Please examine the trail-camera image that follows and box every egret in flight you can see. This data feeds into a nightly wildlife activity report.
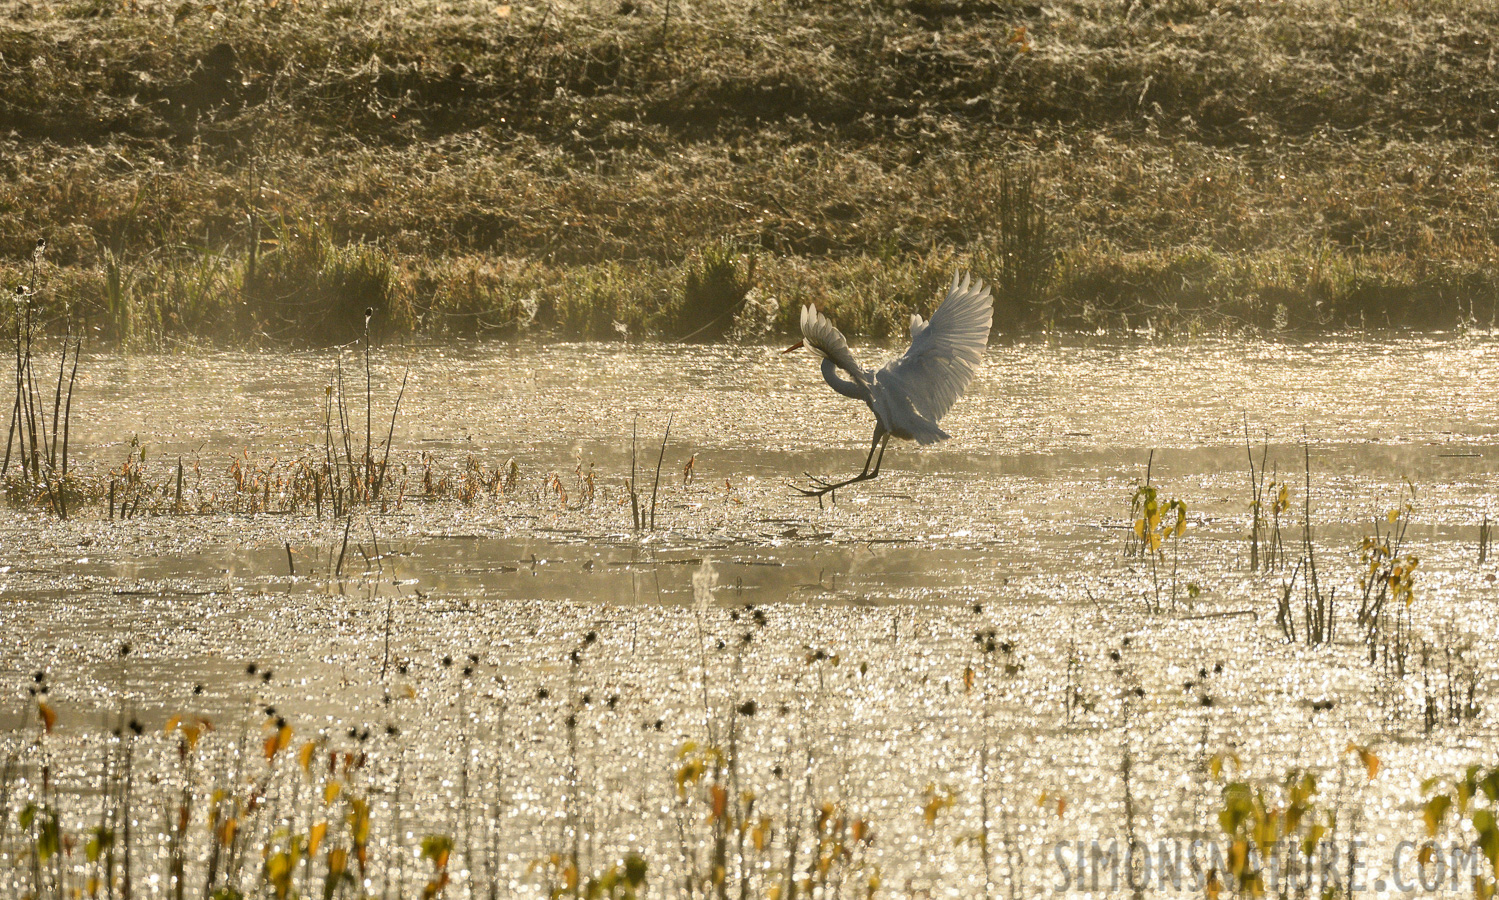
[784,271,994,499]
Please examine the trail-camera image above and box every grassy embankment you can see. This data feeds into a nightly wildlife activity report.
[2,0,1498,345]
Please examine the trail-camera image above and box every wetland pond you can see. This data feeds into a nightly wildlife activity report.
[4,336,1499,898]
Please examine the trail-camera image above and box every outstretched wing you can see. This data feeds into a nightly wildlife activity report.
[875,272,993,423]
[800,304,868,386]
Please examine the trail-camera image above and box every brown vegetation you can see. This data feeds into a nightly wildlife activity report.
[1,0,1497,343]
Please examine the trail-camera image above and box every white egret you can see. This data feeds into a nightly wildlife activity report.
[784,271,994,499]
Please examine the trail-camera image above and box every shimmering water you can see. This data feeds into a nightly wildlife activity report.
[4,336,1499,898]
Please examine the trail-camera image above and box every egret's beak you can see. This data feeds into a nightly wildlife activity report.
[783,339,804,354]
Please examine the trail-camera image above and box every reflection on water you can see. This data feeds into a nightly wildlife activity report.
[3,336,1499,897]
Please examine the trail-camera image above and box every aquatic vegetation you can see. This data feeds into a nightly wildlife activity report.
[1128,475,1192,613]
[1211,767,1335,897]
[1243,427,1290,574]
[1355,483,1420,672]
[1275,443,1336,647]
[5,340,1499,899]
[3,240,84,518]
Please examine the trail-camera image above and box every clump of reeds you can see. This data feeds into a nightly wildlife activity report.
[674,241,755,342]
[1353,482,1418,672]
[1276,442,1335,646]
[3,239,84,519]
[1243,423,1290,573]
[984,163,1055,327]
[1419,631,1481,734]
[243,220,412,346]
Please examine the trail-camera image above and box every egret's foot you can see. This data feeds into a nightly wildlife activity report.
[792,471,879,500]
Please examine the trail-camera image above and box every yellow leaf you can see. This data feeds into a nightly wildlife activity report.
[963,666,975,693]
[38,702,56,735]
[1205,869,1221,900]
[298,741,317,774]
[309,822,328,857]
[324,782,342,804]
[1228,840,1249,877]
[263,724,292,761]
[1346,743,1380,780]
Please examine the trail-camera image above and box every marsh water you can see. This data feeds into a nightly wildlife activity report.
[5,336,1499,898]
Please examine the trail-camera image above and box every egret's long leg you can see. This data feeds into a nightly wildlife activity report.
[805,426,881,487]
[796,427,888,498]
[867,433,890,477]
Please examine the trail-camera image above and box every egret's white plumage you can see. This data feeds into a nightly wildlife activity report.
[789,271,994,497]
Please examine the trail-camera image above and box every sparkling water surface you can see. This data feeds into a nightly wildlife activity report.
[3,335,1499,898]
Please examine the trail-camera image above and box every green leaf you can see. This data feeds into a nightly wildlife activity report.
[421,833,453,863]
[36,812,60,862]
[1477,809,1499,870]
[1424,795,1452,837]
[624,853,648,887]
[1480,769,1499,803]
[86,827,115,863]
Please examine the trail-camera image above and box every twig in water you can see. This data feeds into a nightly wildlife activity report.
[364,307,374,491]
[60,334,78,482]
[650,414,673,531]
[374,368,408,502]
[630,416,641,532]
[1244,416,1263,571]
[335,515,352,577]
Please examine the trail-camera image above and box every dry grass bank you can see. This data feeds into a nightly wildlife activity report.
[1,0,1497,343]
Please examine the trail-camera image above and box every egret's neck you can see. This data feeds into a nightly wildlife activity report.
[821,357,869,402]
